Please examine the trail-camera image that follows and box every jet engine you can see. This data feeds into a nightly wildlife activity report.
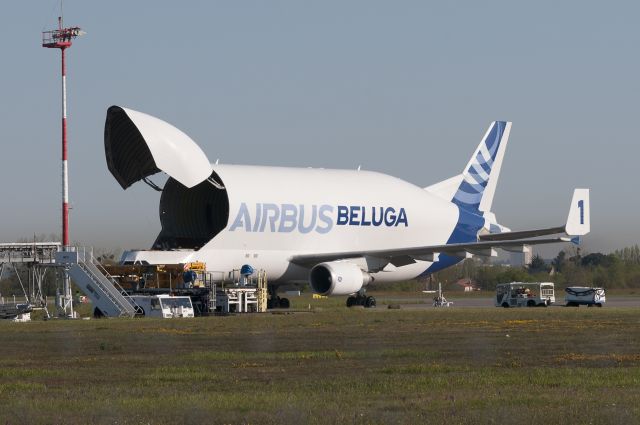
[309,261,372,296]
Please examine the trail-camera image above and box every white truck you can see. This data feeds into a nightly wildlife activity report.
[127,295,195,318]
[495,282,555,308]
[564,286,606,307]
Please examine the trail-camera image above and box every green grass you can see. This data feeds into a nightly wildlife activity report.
[1,300,639,424]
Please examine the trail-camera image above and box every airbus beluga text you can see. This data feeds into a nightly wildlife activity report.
[105,106,590,308]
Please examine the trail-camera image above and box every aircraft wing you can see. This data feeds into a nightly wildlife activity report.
[289,237,573,268]
[290,189,590,269]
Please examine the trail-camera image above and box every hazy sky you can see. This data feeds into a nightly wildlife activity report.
[1,1,638,256]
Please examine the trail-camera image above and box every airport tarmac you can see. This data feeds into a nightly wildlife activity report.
[381,295,640,309]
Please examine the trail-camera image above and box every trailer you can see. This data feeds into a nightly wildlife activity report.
[495,282,555,308]
[564,286,605,307]
[0,303,33,322]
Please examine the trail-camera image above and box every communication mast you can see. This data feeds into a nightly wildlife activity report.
[42,16,83,247]
[42,16,84,317]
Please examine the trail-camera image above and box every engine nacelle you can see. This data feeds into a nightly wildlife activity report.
[309,261,372,296]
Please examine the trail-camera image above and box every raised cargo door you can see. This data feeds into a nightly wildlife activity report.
[104,106,213,189]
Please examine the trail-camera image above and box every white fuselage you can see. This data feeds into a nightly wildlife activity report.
[123,164,480,284]
[107,109,588,292]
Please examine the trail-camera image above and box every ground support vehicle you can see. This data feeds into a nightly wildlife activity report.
[0,303,32,322]
[495,282,555,308]
[127,294,195,318]
[565,286,605,307]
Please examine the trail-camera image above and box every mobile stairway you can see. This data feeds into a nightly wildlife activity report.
[55,248,136,318]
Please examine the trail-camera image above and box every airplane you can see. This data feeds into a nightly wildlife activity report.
[104,106,590,308]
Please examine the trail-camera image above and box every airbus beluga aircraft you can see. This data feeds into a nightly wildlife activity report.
[105,106,590,308]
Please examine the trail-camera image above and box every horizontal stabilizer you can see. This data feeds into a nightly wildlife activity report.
[480,226,565,242]
[480,188,591,241]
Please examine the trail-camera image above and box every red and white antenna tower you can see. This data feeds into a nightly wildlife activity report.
[42,17,84,248]
[43,15,84,318]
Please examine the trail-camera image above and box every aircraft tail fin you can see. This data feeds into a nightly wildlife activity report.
[565,189,590,236]
[426,121,511,213]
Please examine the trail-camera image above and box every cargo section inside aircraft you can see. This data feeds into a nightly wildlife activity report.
[153,171,229,250]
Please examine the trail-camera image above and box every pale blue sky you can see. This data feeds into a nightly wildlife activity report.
[1,1,638,255]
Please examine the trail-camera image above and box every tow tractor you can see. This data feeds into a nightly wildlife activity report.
[564,286,606,307]
[495,282,555,307]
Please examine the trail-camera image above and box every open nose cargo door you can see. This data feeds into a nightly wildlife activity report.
[104,106,213,190]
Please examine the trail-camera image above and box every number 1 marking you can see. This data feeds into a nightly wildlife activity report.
[577,200,584,225]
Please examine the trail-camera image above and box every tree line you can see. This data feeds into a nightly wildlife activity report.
[368,245,640,292]
[431,244,640,291]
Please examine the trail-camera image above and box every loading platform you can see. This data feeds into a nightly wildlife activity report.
[1,242,271,319]
[104,264,269,315]
[0,243,137,318]
[214,270,268,313]
[0,242,60,264]
[0,242,61,319]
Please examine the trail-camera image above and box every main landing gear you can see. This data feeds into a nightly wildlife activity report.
[267,284,290,309]
[346,290,376,308]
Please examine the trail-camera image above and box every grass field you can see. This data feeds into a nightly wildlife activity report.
[1,295,639,424]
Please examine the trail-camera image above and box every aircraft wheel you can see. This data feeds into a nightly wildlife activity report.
[346,296,357,307]
[280,298,290,309]
[365,296,376,308]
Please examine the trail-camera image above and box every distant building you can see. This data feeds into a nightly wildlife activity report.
[510,245,532,267]
[453,278,479,292]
